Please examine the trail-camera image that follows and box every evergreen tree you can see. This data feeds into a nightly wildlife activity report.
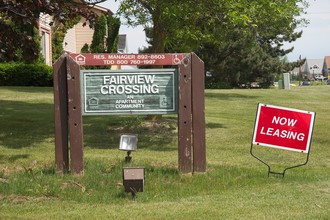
[81,13,120,54]
[106,16,121,53]
[90,13,107,53]
[118,0,309,88]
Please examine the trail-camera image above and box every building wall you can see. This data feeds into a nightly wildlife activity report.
[38,5,111,65]
[75,19,95,53]
[63,27,77,53]
[63,18,94,53]
[63,5,110,54]
[39,13,52,66]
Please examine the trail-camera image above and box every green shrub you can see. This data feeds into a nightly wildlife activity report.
[205,77,232,89]
[0,63,53,86]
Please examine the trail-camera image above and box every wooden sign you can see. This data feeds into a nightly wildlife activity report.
[81,69,178,115]
[70,53,188,66]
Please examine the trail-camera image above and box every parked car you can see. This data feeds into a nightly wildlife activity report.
[314,75,327,80]
[250,82,261,88]
[301,81,311,86]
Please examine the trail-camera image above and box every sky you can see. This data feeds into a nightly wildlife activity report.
[100,0,148,53]
[284,0,330,61]
[100,0,330,61]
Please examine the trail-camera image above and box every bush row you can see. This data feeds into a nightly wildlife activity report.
[0,63,53,86]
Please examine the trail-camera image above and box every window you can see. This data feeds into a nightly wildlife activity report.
[41,31,47,60]
[312,64,319,69]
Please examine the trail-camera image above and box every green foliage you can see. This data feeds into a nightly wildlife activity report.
[0,0,98,63]
[194,0,309,88]
[0,19,41,63]
[119,0,308,87]
[52,17,81,63]
[0,63,53,86]
[90,14,107,53]
[122,116,143,129]
[106,16,121,53]
[205,79,232,89]
[82,13,121,54]
[81,43,90,53]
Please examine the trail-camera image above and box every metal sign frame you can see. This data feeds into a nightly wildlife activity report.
[53,53,206,175]
[250,103,316,177]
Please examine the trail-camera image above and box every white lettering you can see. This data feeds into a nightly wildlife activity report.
[259,126,304,141]
[100,74,160,95]
[145,75,155,84]
[100,85,108,94]
[100,85,159,95]
[287,118,298,127]
[102,75,156,85]
[103,76,110,84]
[108,85,116,94]
[272,116,298,127]
[109,76,116,84]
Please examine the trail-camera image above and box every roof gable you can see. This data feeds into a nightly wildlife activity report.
[306,59,324,74]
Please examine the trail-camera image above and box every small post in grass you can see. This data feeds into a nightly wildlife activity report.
[123,167,144,198]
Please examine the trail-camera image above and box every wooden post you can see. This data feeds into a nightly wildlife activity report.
[53,55,69,173]
[178,54,192,173]
[66,57,84,175]
[53,52,205,175]
[191,53,206,172]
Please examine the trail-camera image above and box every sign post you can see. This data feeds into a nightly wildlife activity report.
[251,103,316,177]
[53,53,206,174]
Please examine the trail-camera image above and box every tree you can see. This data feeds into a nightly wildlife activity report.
[118,0,216,53]
[118,0,309,88]
[196,0,308,88]
[80,13,121,54]
[90,13,107,53]
[106,15,121,53]
[0,0,98,63]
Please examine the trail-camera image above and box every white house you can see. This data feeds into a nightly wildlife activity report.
[301,59,327,79]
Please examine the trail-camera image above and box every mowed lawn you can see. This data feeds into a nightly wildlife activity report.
[0,85,329,219]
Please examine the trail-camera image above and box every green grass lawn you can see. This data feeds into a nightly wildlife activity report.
[0,85,329,219]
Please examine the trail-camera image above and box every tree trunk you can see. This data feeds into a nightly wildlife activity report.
[151,7,166,53]
[147,7,166,121]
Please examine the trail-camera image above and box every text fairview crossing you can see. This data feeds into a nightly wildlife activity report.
[100,74,159,95]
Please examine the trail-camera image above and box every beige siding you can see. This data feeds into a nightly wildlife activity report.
[63,27,77,53]
[75,19,94,53]
[62,5,111,54]
[44,32,51,65]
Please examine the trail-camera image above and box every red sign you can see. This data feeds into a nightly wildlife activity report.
[252,104,315,153]
[69,53,189,66]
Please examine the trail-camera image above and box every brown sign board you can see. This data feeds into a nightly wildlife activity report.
[69,53,189,66]
[54,53,205,175]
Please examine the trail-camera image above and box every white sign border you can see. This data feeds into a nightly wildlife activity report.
[81,69,177,115]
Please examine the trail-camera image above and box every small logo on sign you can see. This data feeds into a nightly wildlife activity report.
[160,96,172,108]
[88,97,99,106]
[172,55,182,65]
[75,54,86,65]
